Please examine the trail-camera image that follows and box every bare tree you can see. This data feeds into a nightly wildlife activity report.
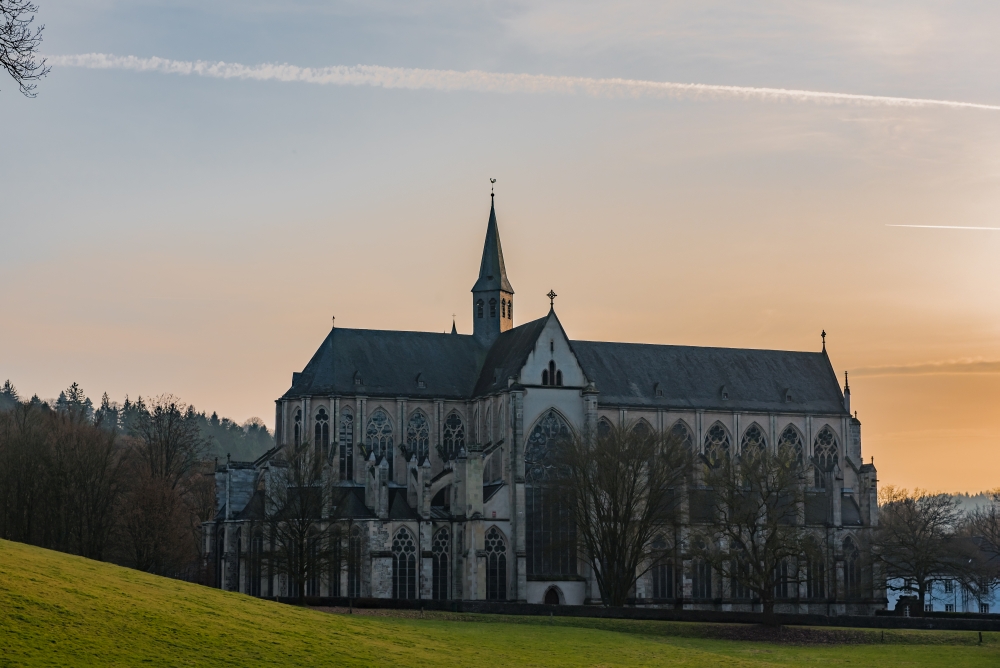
[960,489,1000,607]
[0,401,50,544]
[129,395,206,489]
[263,442,348,604]
[118,466,199,576]
[875,486,966,607]
[550,421,690,607]
[697,442,809,621]
[1,0,49,96]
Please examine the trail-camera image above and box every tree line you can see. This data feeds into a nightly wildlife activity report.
[0,380,272,581]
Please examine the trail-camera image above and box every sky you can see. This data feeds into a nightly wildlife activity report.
[3,1,1000,493]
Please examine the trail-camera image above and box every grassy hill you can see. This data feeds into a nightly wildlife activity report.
[1,539,998,667]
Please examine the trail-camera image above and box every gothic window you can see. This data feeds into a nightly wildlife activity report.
[489,298,497,317]
[669,420,693,451]
[366,408,394,479]
[339,409,354,481]
[525,410,576,577]
[633,419,652,439]
[703,422,731,466]
[773,559,789,599]
[556,370,563,386]
[249,530,263,597]
[315,408,329,456]
[805,545,825,599]
[294,408,302,446]
[740,423,767,458]
[305,531,320,597]
[432,528,450,600]
[406,410,430,464]
[477,300,484,318]
[730,551,751,600]
[814,426,838,471]
[844,537,861,600]
[485,526,508,601]
[501,299,506,318]
[542,360,562,387]
[651,535,673,599]
[234,528,242,593]
[485,405,493,444]
[498,399,505,441]
[777,425,804,466]
[597,417,613,440]
[692,558,712,599]
[508,298,513,321]
[347,525,363,597]
[328,532,341,597]
[541,370,548,386]
[215,531,224,589]
[392,528,417,600]
[442,411,465,460]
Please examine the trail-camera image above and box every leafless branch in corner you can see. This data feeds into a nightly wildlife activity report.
[1,0,50,97]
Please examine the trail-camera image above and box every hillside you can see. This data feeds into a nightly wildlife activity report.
[1,539,997,667]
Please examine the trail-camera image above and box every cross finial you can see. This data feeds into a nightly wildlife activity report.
[547,289,557,308]
[332,315,335,328]
[844,370,849,391]
[821,329,826,351]
[490,177,496,198]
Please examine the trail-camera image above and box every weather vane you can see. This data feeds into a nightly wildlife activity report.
[490,177,496,197]
[547,290,557,307]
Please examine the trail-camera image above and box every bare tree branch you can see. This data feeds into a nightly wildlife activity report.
[1,0,49,96]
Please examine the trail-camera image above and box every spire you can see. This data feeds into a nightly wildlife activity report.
[471,196,514,294]
[451,318,457,335]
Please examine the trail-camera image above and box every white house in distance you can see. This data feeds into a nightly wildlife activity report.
[208,194,884,614]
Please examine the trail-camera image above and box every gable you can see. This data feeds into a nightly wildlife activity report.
[519,313,587,387]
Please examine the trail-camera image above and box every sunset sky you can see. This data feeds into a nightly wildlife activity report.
[3,1,1000,493]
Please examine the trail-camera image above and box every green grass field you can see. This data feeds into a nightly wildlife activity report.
[1,539,997,667]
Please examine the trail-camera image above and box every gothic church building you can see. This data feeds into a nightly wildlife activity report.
[209,196,883,614]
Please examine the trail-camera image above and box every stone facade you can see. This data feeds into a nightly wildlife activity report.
[206,196,884,614]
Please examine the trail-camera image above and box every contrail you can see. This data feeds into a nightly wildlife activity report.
[887,225,1000,231]
[47,53,1000,112]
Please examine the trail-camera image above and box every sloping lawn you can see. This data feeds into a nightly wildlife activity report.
[1,539,997,666]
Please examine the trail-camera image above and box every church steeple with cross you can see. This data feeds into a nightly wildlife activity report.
[472,186,514,344]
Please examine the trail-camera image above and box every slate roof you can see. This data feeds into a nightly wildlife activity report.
[572,341,847,414]
[283,320,847,416]
[283,327,487,400]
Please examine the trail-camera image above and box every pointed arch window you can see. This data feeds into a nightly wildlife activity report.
[366,409,394,479]
[485,527,508,601]
[777,425,804,467]
[805,540,826,599]
[597,417,613,440]
[392,528,417,600]
[249,530,263,597]
[338,409,354,481]
[508,298,513,321]
[651,535,673,599]
[477,300,484,318]
[843,537,861,600]
[501,299,507,318]
[347,525,363,597]
[703,422,731,466]
[542,360,563,386]
[525,410,576,577]
[485,404,493,444]
[814,426,838,471]
[442,412,465,460]
[315,408,329,457]
[405,410,430,464]
[633,419,652,439]
[489,298,497,318]
[432,528,450,600]
[669,420,693,451]
[294,408,302,446]
[740,423,767,457]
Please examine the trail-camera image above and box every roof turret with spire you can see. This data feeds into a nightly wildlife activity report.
[472,189,514,345]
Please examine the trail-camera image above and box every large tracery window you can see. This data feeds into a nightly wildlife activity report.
[651,535,673,599]
[392,528,417,600]
[293,408,302,446]
[777,425,804,466]
[442,411,465,460]
[485,526,508,601]
[633,419,652,439]
[703,422,731,466]
[597,417,613,439]
[339,409,354,481]
[315,408,329,457]
[249,530,263,597]
[844,537,861,600]
[740,423,767,458]
[525,410,576,577]
[669,420,693,451]
[813,426,838,471]
[405,410,430,464]
[347,525,363,597]
[432,528,449,600]
[366,408,394,479]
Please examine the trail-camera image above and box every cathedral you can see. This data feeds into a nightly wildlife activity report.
[208,195,883,614]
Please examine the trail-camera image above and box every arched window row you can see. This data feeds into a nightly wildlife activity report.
[392,528,417,600]
[541,360,563,387]
[739,422,766,457]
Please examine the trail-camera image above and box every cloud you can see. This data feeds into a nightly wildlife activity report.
[47,53,1000,112]
[852,360,1000,377]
